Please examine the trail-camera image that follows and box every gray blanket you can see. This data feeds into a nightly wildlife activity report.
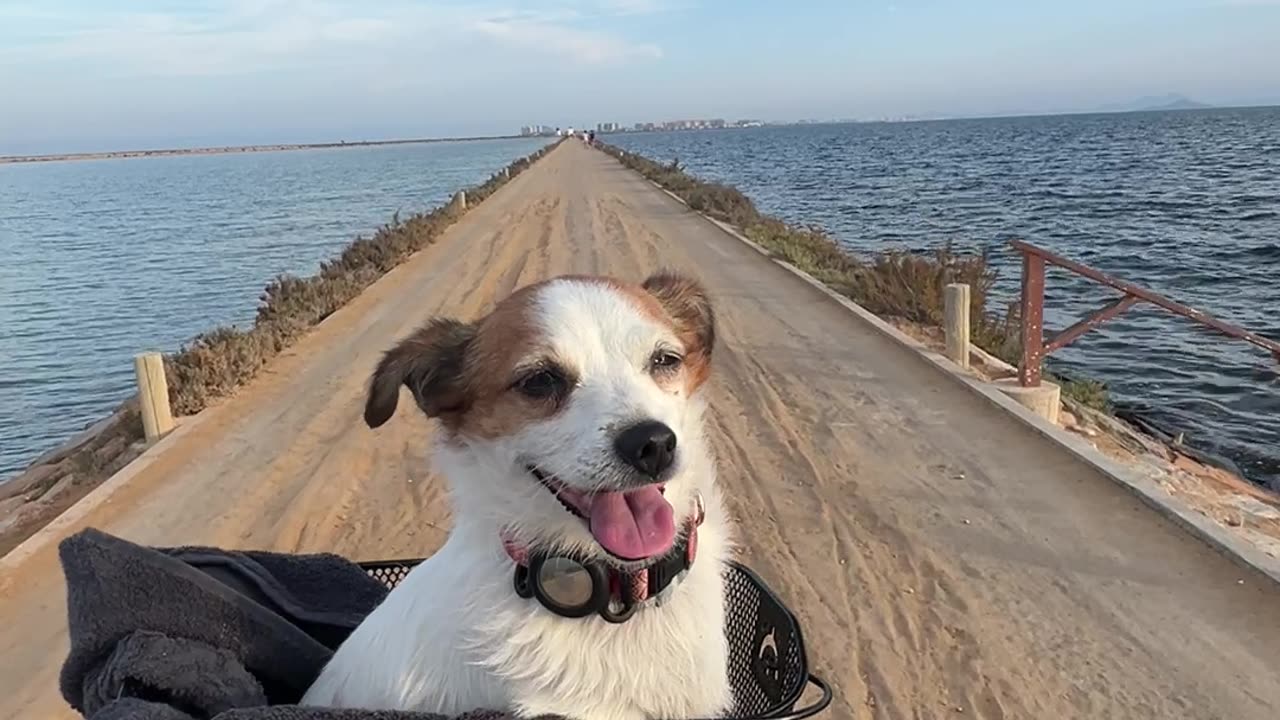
[57,528,560,720]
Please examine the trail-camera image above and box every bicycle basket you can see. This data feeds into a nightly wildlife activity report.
[358,559,832,720]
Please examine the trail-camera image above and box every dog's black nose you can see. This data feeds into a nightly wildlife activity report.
[614,421,677,479]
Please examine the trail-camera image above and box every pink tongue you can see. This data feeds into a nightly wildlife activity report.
[588,486,676,560]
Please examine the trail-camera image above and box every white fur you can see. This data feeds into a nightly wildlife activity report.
[303,279,733,720]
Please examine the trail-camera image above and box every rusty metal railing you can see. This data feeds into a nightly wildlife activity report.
[1011,239,1280,387]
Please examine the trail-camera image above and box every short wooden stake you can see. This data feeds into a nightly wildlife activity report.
[134,352,175,441]
[944,283,971,369]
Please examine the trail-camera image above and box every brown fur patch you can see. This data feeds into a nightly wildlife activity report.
[542,274,670,325]
[554,273,713,395]
[641,270,716,392]
[365,272,715,439]
[446,282,569,440]
[364,318,477,428]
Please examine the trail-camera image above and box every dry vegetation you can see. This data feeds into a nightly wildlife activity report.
[0,140,561,556]
[165,143,557,415]
[598,145,1108,410]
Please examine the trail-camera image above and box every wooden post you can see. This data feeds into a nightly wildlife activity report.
[134,352,175,441]
[1018,254,1046,387]
[943,283,971,369]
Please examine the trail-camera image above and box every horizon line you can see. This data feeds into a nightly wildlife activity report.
[6,102,1278,164]
[0,133,528,166]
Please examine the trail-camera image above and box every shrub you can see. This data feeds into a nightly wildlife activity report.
[163,140,563,416]
[598,141,1107,411]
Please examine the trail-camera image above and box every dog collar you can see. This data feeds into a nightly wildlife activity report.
[500,491,705,607]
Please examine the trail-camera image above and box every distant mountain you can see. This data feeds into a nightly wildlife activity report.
[1115,94,1214,113]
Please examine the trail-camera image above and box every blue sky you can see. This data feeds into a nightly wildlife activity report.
[2,0,1278,153]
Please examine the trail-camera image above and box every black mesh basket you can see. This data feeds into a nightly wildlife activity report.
[358,559,832,720]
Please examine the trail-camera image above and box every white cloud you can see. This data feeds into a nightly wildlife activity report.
[0,0,668,77]
[594,0,667,16]
[473,15,662,63]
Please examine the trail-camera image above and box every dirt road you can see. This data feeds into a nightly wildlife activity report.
[2,140,1278,719]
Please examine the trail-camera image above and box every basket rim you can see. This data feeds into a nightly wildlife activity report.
[355,557,827,720]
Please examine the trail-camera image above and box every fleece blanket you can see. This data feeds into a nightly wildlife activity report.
[57,528,561,720]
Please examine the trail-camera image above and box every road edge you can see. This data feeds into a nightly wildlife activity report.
[0,142,563,576]
[636,174,1280,589]
[0,413,214,576]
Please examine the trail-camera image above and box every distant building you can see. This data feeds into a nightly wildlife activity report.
[621,118,744,132]
[659,119,721,130]
[596,122,621,133]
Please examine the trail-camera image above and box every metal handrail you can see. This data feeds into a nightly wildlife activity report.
[1011,239,1280,387]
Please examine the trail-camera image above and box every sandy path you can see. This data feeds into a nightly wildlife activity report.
[2,141,1278,720]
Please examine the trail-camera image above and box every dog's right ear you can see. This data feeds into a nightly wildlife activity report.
[641,270,715,360]
[364,318,477,428]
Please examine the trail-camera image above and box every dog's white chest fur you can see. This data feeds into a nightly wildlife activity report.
[302,512,733,720]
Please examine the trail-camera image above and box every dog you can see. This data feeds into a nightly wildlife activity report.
[302,271,734,720]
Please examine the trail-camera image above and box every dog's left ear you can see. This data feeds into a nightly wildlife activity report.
[642,270,716,365]
[365,318,477,428]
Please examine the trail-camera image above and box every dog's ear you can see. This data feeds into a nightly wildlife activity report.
[642,270,715,364]
[365,318,477,428]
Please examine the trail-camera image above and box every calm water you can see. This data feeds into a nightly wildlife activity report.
[0,137,553,481]
[613,108,1280,489]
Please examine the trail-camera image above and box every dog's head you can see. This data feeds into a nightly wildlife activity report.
[365,271,716,563]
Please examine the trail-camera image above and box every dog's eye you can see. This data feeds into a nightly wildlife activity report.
[515,369,566,399]
[650,351,683,371]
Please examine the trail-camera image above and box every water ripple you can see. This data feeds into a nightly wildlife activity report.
[0,137,553,481]
[614,107,1280,489]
